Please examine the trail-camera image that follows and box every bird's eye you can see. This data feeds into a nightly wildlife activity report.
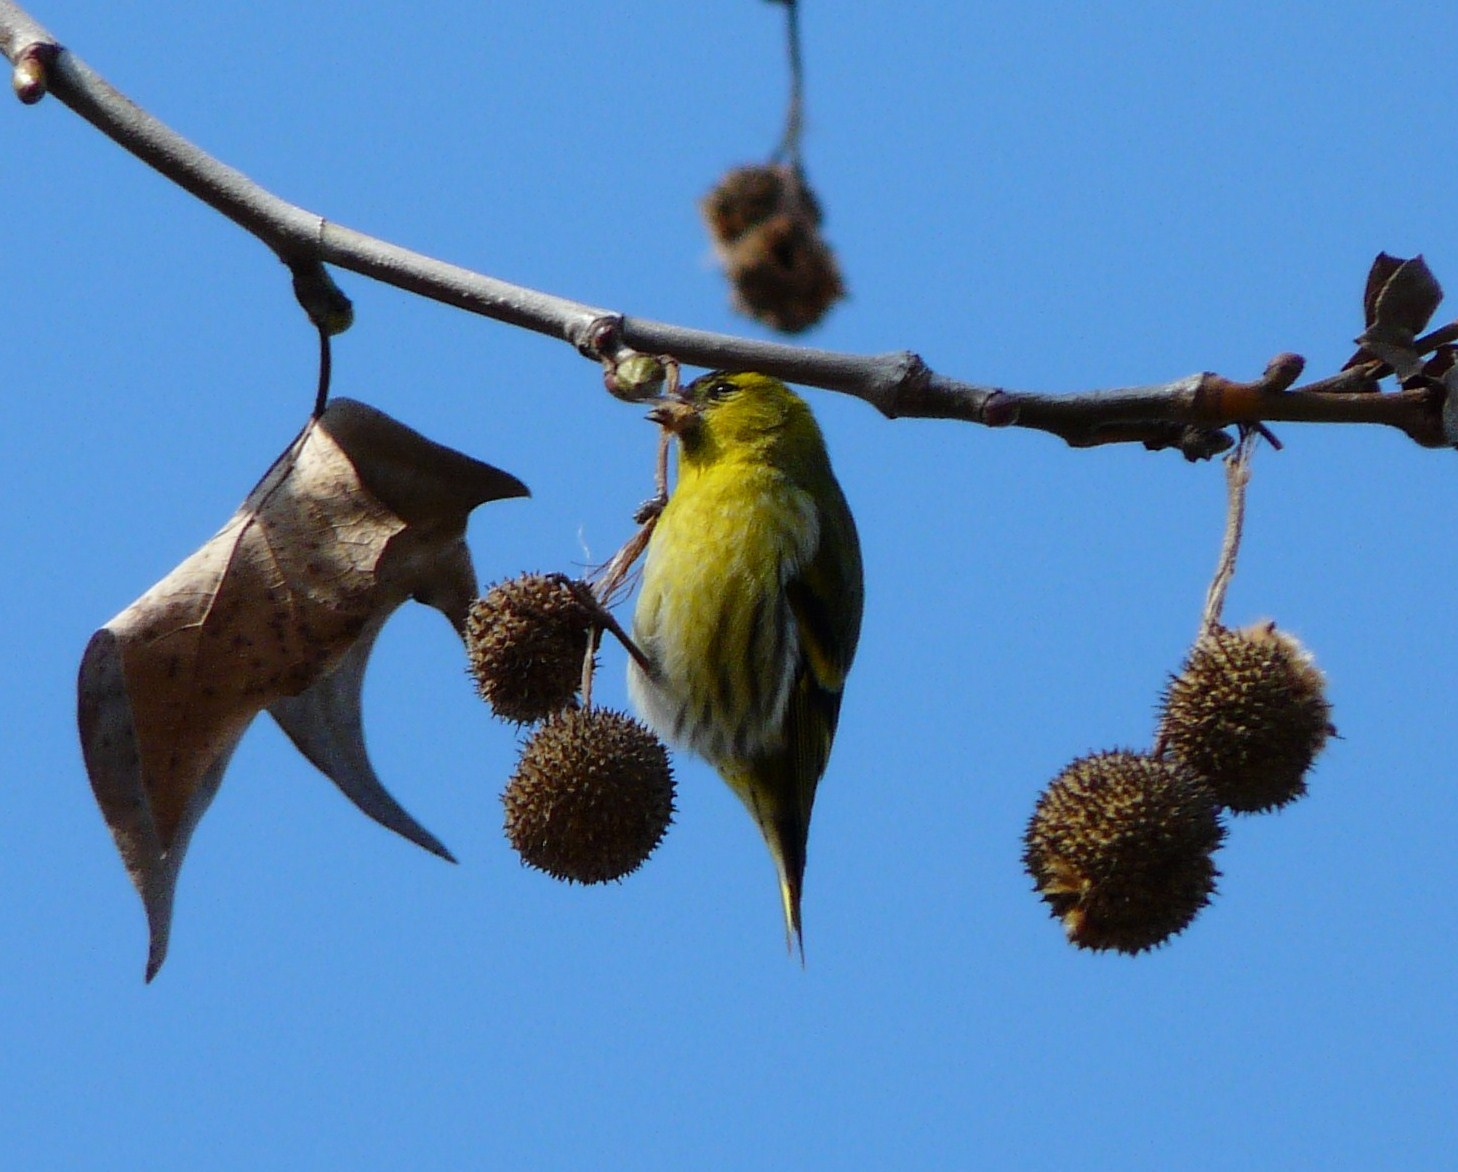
[705,378,738,401]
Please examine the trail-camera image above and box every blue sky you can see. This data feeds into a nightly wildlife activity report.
[5,2,1458,1168]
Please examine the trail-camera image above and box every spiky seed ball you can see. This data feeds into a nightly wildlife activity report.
[466,573,597,724]
[504,708,675,884]
[725,212,845,334]
[1023,750,1225,954]
[701,164,804,247]
[1157,621,1333,814]
[701,164,842,334]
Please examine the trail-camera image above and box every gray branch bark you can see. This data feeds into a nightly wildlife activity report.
[3,1,1451,456]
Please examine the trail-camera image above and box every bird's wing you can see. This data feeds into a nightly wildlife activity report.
[741,490,861,948]
[781,485,863,812]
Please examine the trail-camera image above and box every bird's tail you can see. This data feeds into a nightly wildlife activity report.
[728,770,809,962]
[771,828,807,965]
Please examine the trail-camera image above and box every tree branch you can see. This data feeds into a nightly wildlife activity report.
[3,1,1451,456]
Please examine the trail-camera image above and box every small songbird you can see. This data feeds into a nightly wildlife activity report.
[628,370,863,956]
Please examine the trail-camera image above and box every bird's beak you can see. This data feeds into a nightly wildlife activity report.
[646,394,698,434]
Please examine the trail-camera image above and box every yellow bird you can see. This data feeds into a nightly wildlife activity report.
[628,371,863,955]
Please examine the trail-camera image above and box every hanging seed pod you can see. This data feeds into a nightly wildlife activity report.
[724,212,844,334]
[1024,750,1225,954]
[466,573,597,724]
[701,164,844,333]
[702,164,798,248]
[504,708,676,884]
[1157,621,1333,814]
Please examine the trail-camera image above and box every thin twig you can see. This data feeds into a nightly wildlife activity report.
[313,327,331,418]
[580,627,596,710]
[584,367,683,676]
[593,522,655,604]
[1200,428,1258,634]
[593,604,651,677]
[570,579,651,677]
[773,0,805,167]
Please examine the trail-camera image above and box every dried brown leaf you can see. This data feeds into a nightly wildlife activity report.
[77,398,527,979]
[1361,252,1409,328]
[1347,253,1443,377]
[268,610,453,863]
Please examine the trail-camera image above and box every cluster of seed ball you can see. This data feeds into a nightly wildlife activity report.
[1024,620,1332,954]
[702,164,844,333]
[466,573,675,884]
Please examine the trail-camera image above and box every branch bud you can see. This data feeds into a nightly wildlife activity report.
[290,262,354,335]
[12,43,58,105]
[604,353,668,402]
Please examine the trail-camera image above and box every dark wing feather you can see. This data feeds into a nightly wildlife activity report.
[746,481,863,940]
[782,483,863,818]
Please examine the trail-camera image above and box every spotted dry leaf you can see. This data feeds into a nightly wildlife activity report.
[77,398,527,979]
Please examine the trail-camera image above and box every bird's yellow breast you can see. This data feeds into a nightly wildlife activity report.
[629,456,818,765]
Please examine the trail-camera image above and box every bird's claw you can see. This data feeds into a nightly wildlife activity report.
[634,493,668,525]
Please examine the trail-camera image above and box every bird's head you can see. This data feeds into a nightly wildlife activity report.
[647,371,819,466]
